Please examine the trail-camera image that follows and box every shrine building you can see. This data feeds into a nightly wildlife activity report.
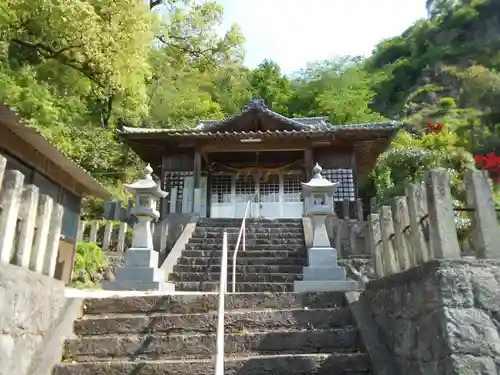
[118,99,398,219]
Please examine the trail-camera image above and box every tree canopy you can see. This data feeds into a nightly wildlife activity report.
[2,0,500,214]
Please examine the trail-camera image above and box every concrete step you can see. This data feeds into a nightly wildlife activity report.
[191,232,305,239]
[196,224,303,230]
[182,250,306,258]
[173,264,304,274]
[177,256,307,266]
[63,328,361,361]
[74,308,354,336]
[188,238,305,245]
[184,244,306,251]
[194,228,305,235]
[197,218,302,225]
[175,281,295,292]
[54,353,372,375]
[82,292,347,315]
[168,272,302,283]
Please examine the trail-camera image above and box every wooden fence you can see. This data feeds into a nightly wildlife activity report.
[367,168,500,278]
[0,154,63,278]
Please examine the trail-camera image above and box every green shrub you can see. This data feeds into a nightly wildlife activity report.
[439,97,457,110]
[71,242,107,289]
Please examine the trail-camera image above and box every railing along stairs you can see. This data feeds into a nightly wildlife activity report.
[232,193,256,293]
[215,193,256,375]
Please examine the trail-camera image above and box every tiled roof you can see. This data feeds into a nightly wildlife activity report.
[120,121,398,136]
[119,99,398,136]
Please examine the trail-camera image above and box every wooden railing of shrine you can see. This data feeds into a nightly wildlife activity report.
[367,168,500,278]
[0,154,64,278]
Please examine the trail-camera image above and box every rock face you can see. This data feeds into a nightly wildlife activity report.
[52,292,373,375]
[361,259,500,375]
[169,218,308,292]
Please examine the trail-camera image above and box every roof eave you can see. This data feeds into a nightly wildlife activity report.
[0,105,111,199]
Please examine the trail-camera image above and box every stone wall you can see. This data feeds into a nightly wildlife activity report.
[361,259,500,375]
[0,263,83,375]
[154,213,194,265]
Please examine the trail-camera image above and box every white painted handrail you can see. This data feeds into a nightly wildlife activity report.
[215,231,228,375]
[232,193,255,293]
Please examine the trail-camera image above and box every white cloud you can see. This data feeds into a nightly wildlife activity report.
[217,0,427,74]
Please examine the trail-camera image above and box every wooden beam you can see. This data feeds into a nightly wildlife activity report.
[200,140,312,153]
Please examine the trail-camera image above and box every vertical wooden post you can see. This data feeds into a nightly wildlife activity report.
[406,183,430,266]
[380,206,399,275]
[117,222,128,253]
[425,169,461,260]
[43,203,64,277]
[304,148,313,181]
[465,169,500,258]
[392,196,412,271]
[193,149,201,213]
[30,195,54,273]
[368,213,384,278]
[342,199,350,219]
[370,197,377,213]
[0,170,24,264]
[14,185,39,268]
[102,221,113,251]
[194,149,201,189]
[89,221,98,243]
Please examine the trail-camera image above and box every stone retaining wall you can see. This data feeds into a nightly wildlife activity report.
[0,263,83,375]
[361,259,500,375]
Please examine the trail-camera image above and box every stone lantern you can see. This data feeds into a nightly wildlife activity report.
[126,164,166,249]
[294,163,358,292]
[102,164,175,292]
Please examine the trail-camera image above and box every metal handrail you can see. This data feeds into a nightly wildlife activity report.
[232,192,257,293]
[215,231,228,375]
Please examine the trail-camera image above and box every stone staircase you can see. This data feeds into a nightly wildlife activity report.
[53,292,373,375]
[169,218,307,292]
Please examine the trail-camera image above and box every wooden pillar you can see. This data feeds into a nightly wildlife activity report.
[194,148,201,189]
[193,149,202,214]
[304,148,313,180]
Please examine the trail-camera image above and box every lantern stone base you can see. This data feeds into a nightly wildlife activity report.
[102,249,175,292]
[294,247,358,292]
[101,280,175,292]
[294,279,358,292]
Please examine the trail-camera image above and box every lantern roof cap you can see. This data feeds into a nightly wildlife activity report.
[124,164,168,198]
[302,163,339,190]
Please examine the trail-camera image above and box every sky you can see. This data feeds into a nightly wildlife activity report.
[216,0,428,74]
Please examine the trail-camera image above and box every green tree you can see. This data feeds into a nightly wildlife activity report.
[248,60,291,114]
[0,0,157,128]
[288,57,384,123]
